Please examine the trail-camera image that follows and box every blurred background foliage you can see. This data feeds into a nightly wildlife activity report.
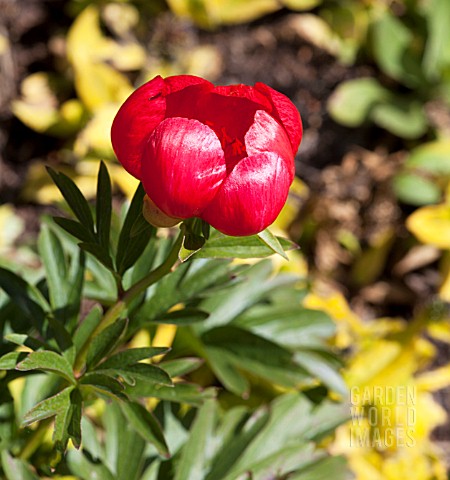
[1,0,450,478]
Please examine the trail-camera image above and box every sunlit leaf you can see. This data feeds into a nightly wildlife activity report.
[66,5,132,110]
[406,203,450,249]
[393,172,441,206]
[371,99,428,139]
[194,232,296,259]
[422,0,450,80]
[406,140,450,175]
[371,10,421,86]
[328,77,388,127]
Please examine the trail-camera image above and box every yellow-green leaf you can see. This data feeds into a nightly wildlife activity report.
[407,204,450,249]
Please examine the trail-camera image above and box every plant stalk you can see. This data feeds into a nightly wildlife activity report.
[74,229,184,372]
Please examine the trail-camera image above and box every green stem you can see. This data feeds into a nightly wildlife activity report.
[74,229,184,372]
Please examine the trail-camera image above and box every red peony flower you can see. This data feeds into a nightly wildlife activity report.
[111,75,302,236]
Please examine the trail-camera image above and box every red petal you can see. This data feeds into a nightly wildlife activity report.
[201,152,292,236]
[165,83,213,120]
[142,117,227,219]
[254,83,302,155]
[245,110,295,181]
[164,74,213,94]
[111,76,166,179]
[212,84,272,111]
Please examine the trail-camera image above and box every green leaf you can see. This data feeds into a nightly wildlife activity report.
[423,0,450,80]
[130,212,152,237]
[119,401,170,457]
[97,363,172,387]
[222,444,315,480]
[0,389,15,451]
[288,455,348,480]
[118,226,153,276]
[282,0,321,9]
[195,235,298,258]
[0,267,49,326]
[126,381,215,406]
[46,315,76,364]
[67,449,115,480]
[21,386,74,428]
[83,247,118,302]
[294,351,347,396]
[80,372,126,400]
[371,11,420,86]
[328,77,388,127]
[68,388,83,449]
[205,407,269,480]
[38,225,68,310]
[174,399,217,480]
[102,402,146,480]
[86,318,128,370]
[47,167,95,233]
[406,140,450,175]
[53,216,95,242]
[65,249,86,332]
[116,183,154,275]
[79,242,114,270]
[371,99,428,139]
[16,351,76,384]
[133,262,191,329]
[159,357,204,377]
[304,400,350,441]
[96,161,112,251]
[205,346,250,396]
[392,172,441,206]
[257,229,289,259]
[3,333,47,351]
[153,308,209,325]
[220,394,316,478]
[98,347,170,370]
[0,351,28,370]
[198,260,296,330]
[19,373,61,421]
[73,304,103,355]
[179,243,203,262]
[235,305,335,349]
[1,451,40,480]
[177,259,233,300]
[79,416,103,460]
[194,232,296,259]
[203,327,309,389]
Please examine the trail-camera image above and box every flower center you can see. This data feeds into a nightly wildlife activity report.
[206,122,247,171]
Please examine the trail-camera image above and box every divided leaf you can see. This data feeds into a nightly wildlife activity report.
[21,386,81,451]
[47,167,95,234]
[16,351,76,384]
